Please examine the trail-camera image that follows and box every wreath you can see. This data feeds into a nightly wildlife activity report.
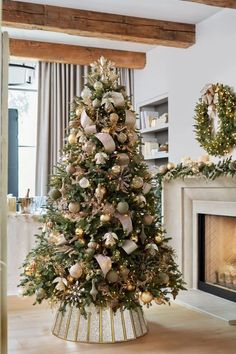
[194,83,236,156]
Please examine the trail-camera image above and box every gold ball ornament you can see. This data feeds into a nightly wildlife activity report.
[140,291,153,304]
[46,221,53,228]
[68,202,80,213]
[143,215,154,225]
[155,297,164,305]
[106,270,119,283]
[155,234,163,243]
[126,282,135,291]
[109,113,119,125]
[131,176,144,189]
[67,275,75,283]
[100,214,111,222]
[130,234,138,242]
[75,228,84,238]
[69,263,83,279]
[116,153,130,166]
[66,164,76,174]
[68,133,77,145]
[111,165,121,174]
[119,266,130,280]
[103,203,115,215]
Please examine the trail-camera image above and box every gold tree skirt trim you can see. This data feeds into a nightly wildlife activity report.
[52,304,148,343]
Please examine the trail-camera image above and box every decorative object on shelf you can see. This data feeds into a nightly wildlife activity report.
[194,83,236,156]
[19,57,184,344]
[159,143,168,152]
[139,96,169,166]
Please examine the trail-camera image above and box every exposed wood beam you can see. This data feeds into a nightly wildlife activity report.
[182,0,236,8]
[3,0,195,48]
[9,39,146,69]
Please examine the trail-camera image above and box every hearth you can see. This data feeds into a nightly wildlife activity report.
[198,214,236,302]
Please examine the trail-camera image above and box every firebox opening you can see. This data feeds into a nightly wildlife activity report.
[198,214,236,303]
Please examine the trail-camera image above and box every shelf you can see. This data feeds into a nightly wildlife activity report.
[140,122,168,134]
[144,152,169,160]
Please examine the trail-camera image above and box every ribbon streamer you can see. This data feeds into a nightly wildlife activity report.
[122,240,138,254]
[125,110,136,128]
[94,254,112,277]
[95,133,116,153]
[81,109,93,128]
[115,212,133,235]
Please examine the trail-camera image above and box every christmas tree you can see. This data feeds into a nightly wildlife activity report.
[19,57,184,319]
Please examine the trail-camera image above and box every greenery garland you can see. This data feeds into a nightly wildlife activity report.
[194,83,236,156]
[155,157,236,215]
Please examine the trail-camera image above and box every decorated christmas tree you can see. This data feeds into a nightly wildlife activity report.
[19,57,184,343]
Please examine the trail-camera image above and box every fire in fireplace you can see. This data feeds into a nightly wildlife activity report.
[198,214,236,302]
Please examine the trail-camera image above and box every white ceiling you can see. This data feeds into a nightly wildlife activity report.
[5,0,222,52]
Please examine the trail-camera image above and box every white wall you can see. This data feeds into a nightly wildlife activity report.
[134,9,236,163]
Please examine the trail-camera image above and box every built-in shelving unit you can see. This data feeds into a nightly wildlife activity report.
[137,94,169,168]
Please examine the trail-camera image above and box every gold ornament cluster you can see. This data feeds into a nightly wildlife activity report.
[194,83,236,156]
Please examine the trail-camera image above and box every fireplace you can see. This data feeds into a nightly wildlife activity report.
[198,214,236,302]
[163,177,236,323]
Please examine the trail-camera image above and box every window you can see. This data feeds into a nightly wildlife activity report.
[8,62,38,197]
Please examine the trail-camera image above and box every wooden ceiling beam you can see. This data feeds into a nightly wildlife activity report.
[182,0,236,8]
[9,38,146,69]
[3,0,195,48]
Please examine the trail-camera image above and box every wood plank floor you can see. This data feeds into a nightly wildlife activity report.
[8,303,236,354]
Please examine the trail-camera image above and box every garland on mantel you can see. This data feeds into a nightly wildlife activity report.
[155,156,236,214]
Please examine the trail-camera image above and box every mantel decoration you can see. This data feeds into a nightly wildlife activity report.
[156,156,236,214]
[194,83,236,156]
[19,57,184,344]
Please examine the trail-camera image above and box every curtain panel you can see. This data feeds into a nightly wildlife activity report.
[35,62,134,196]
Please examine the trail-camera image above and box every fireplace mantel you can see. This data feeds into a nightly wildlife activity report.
[163,176,236,324]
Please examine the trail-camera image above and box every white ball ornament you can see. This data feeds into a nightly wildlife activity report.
[69,263,83,279]
[68,202,80,213]
[94,81,103,91]
[79,177,90,188]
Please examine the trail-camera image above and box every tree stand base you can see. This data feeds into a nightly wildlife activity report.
[52,304,148,343]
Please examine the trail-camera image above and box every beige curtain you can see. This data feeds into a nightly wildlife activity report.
[35,63,134,196]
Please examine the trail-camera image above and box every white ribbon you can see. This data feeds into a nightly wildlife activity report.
[125,110,136,128]
[115,212,133,235]
[95,133,116,153]
[94,254,112,277]
[122,240,138,254]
